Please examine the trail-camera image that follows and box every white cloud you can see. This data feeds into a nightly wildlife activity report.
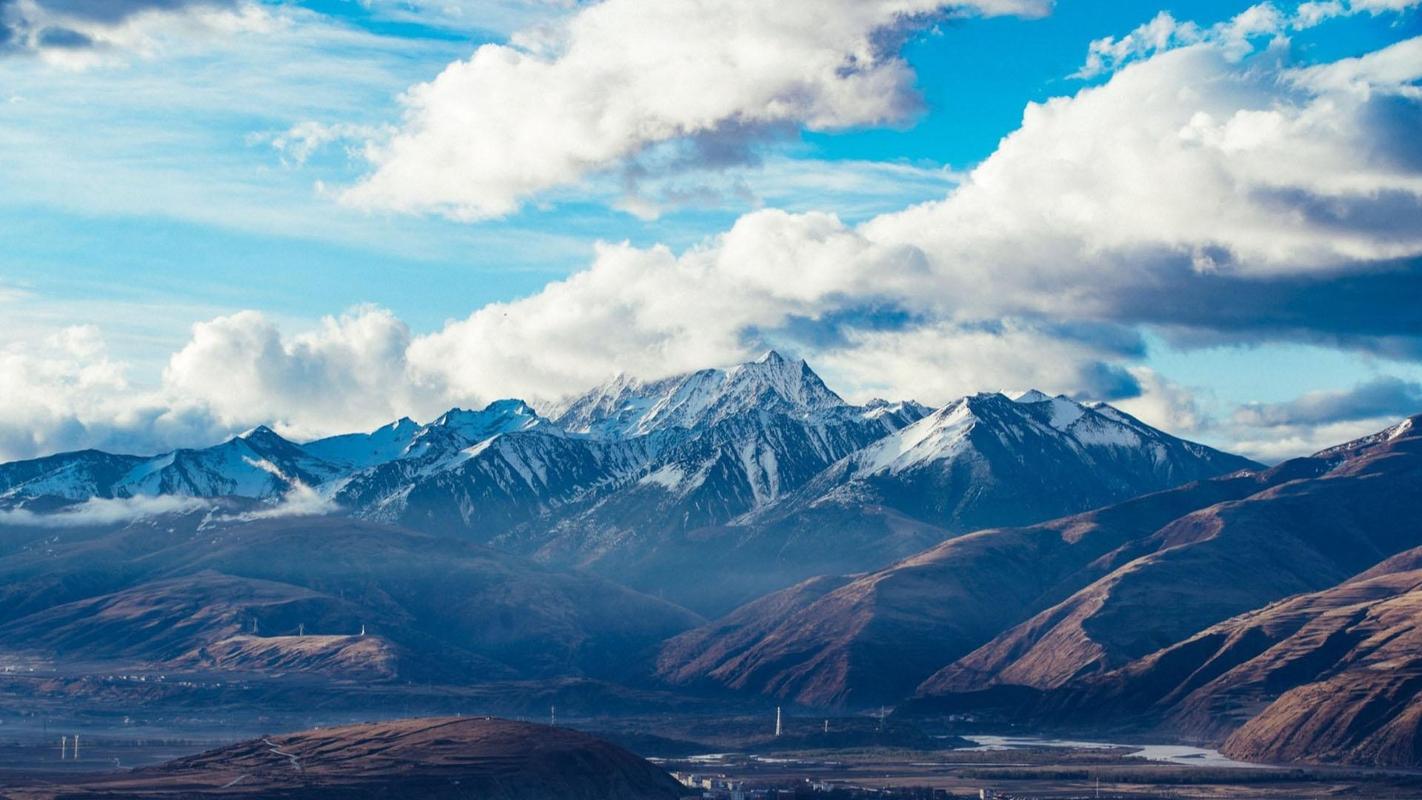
[1,0,278,67]
[794,321,1142,405]
[0,478,338,526]
[0,325,211,460]
[1073,1,1419,79]
[1228,417,1404,462]
[228,458,341,520]
[342,0,1049,218]
[1113,369,1210,435]
[1072,4,1281,79]
[163,307,436,441]
[0,495,211,527]
[868,39,1422,292]
[226,482,338,520]
[1352,0,1422,12]
[2,19,1420,463]
[1288,34,1422,96]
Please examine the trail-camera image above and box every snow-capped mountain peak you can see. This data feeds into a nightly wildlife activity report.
[855,397,976,474]
[551,351,847,438]
[1012,390,1088,432]
[404,400,559,460]
[302,417,423,469]
[843,390,1248,480]
[434,399,545,434]
[725,350,844,412]
[1010,389,1053,404]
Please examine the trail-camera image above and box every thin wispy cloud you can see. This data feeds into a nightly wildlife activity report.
[0,495,211,527]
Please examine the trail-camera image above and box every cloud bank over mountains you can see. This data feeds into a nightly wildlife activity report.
[2,2,1421,463]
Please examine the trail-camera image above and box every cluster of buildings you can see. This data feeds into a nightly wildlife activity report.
[672,772,756,799]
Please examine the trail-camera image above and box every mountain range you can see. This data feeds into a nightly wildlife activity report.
[0,352,1254,614]
[6,352,1420,768]
[658,413,1422,766]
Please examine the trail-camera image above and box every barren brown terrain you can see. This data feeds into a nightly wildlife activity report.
[0,717,686,800]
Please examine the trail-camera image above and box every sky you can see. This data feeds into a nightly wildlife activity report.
[0,0,1420,463]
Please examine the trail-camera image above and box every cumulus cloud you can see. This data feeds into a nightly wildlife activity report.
[1072,4,1284,79]
[0,325,226,460]
[319,14,1422,447]
[2,7,1421,463]
[1073,0,1419,79]
[342,0,1050,218]
[1113,368,1210,435]
[399,12,1422,408]
[163,307,432,440]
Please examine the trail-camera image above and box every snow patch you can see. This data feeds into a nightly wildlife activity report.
[857,400,975,474]
[640,464,687,490]
[1012,389,1052,404]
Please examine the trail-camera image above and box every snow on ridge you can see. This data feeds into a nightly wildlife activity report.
[856,398,976,474]
[1011,389,1053,404]
[552,351,848,438]
[640,463,687,490]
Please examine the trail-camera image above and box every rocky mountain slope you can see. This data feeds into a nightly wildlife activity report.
[921,415,1422,697]
[755,390,1255,535]
[1025,544,1422,767]
[0,511,701,685]
[660,415,1422,711]
[520,378,1253,613]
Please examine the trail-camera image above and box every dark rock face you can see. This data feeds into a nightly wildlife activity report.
[0,717,687,799]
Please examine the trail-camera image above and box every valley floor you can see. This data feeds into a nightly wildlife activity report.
[653,744,1422,799]
[4,702,1422,800]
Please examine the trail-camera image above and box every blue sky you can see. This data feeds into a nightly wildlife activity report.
[1,0,1420,462]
